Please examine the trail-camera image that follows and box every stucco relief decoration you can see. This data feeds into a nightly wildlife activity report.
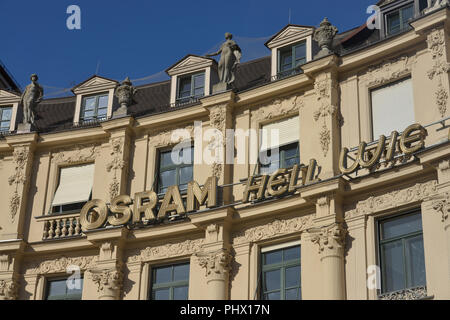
[362,55,414,88]
[196,249,232,279]
[52,144,100,164]
[427,28,450,117]
[25,256,98,275]
[310,223,347,254]
[432,192,449,223]
[0,280,18,300]
[149,125,194,148]
[8,147,29,223]
[127,238,204,263]
[251,95,303,125]
[233,215,312,245]
[106,137,126,201]
[345,181,438,219]
[209,106,227,179]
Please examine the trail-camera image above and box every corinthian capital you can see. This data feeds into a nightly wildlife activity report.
[196,249,232,280]
[91,269,123,300]
[0,279,18,300]
[310,223,347,255]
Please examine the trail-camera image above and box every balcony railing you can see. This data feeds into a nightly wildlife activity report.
[42,215,83,240]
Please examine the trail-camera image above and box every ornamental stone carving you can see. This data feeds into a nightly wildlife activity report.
[360,55,414,88]
[114,77,137,117]
[319,125,331,158]
[52,144,100,164]
[25,256,98,275]
[251,94,303,125]
[196,249,232,280]
[233,215,312,245]
[310,223,347,255]
[209,105,227,134]
[432,193,449,223]
[149,125,194,148]
[427,28,450,117]
[91,269,123,300]
[379,286,428,300]
[0,280,18,300]
[313,18,338,59]
[8,147,30,223]
[345,181,438,219]
[127,238,204,263]
[425,0,450,14]
[106,137,126,201]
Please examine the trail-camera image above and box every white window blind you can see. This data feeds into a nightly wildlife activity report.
[371,78,415,139]
[260,116,299,150]
[52,164,95,207]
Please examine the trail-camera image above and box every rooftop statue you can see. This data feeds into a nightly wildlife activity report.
[206,33,242,92]
[20,74,43,126]
[425,0,450,13]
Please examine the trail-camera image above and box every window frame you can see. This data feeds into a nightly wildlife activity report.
[176,72,205,104]
[149,262,190,300]
[260,244,302,300]
[259,141,300,175]
[0,105,13,132]
[80,92,109,122]
[157,145,194,195]
[44,275,84,300]
[376,209,427,295]
[385,3,414,36]
[277,41,306,78]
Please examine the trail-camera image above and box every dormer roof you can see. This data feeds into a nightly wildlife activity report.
[165,54,217,76]
[71,75,119,94]
[265,24,315,49]
[0,89,21,103]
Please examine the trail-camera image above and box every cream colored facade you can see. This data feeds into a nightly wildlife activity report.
[1,4,450,301]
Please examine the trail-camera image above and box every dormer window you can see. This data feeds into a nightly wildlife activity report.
[386,3,414,36]
[278,41,307,78]
[177,72,205,104]
[81,93,109,122]
[0,106,12,132]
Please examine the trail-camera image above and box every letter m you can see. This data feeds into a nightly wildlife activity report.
[187,177,217,211]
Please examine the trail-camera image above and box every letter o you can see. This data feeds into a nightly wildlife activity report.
[80,200,108,231]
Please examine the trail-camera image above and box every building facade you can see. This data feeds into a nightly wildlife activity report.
[0,0,450,300]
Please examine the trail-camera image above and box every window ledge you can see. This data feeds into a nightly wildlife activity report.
[378,286,429,300]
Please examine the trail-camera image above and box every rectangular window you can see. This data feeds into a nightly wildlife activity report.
[177,73,205,104]
[371,77,415,140]
[81,93,109,122]
[259,116,300,174]
[260,245,301,300]
[51,163,95,214]
[45,277,83,300]
[150,263,190,300]
[378,210,427,294]
[386,4,414,36]
[158,146,194,194]
[277,42,306,79]
[0,106,12,132]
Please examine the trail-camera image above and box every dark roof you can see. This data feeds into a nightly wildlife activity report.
[0,60,21,93]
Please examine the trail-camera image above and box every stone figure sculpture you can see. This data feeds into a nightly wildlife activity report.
[20,74,43,126]
[114,77,137,117]
[206,33,242,92]
[425,0,450,13]
[313,18,338,59]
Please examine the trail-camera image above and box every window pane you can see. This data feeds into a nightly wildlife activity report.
[97,107,107,117]
[160,170,176,191]
[83,110,95,119]
[173,286,189,300]
[264,250,282,265]
[401,5,414,24]
[194,74,205,89]
[84,97,96,110]
[284,246,300,262]
[294,43,306,66]
[67,278,83,297]
[285,288,301,300]
[285,266,301,288]
[1,108,12,120]
[194,87,204,97]
[47,280,67,297]
[406,235,426,288]
[280,50,292,71]
[161,151,174,168]
[173,264,190,282]
[153,288,170,300]
[179,166,193,186]
[1,121,10,129]
[263,270,281,292]
[179,77,192,98]
[154,266,172,284]
[98,95,109,108]
[382,240,405,293]
[264,291,280,300]
[381,213,422,240]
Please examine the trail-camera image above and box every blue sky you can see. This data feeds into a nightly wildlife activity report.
[1,0,375,97]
